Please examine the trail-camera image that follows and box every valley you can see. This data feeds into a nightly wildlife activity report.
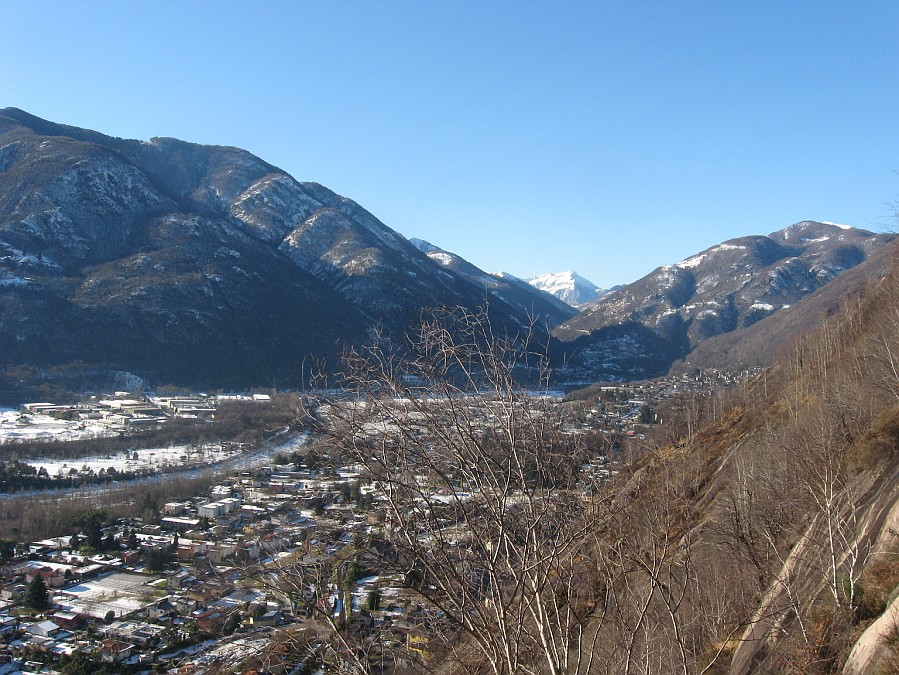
[0,338,758,673]
[2,108,899,674]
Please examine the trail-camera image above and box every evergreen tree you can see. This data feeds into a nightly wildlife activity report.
[223,610,241,634]
[68,533,81,551]
[140,492,159,524]
[127,531,139,550]
[60,651,108,675]
[0,539,15,563]
[102,531,117,551]
[84,517,102,551]
[144,548,176,572]
[25,573,50,610]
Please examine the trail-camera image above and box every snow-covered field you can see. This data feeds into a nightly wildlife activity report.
[27,444,238,477]
[0,409,242,475]
[0,402,312,488]
[56,572,159,619]
[0,409,114,443]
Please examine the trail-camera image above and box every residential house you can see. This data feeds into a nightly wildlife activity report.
[50,611,82,631]
[194,607,235,635]
[164,502,188,516]
[26,620,60,638]
[99,638,136,664]
[186,579,233,606]
[146,597,177,621]
[0,584,25,603]
[243,606,282,627]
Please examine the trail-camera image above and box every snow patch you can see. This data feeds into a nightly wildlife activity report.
[678,243,746,269]
[0,410,115,444]
[427,252,455,267]
[27,444,237,476]
[0,271,29,287]
[676,255,705,269]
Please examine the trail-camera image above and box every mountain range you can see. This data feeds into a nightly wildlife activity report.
[553,221,894,380]
[0,108,893,396]
[408,239,577,326]
[0,108,573,395]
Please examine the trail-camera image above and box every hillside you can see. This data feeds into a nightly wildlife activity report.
[583,239,899,673]
[0,108,553,395]
[1,108,892,399]
[554,221,894,381]
[676,241,896,373]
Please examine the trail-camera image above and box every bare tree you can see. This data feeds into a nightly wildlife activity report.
[247,549,384,674]
[304,308,613,675]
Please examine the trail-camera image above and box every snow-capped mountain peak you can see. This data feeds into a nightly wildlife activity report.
[408,240,578,326]
[528,271,603,308]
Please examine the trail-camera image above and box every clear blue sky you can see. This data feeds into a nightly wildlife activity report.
[3,2,898,287]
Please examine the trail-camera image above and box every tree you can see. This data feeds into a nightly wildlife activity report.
[60,651,116,675]
[25,573,50,610]
[0,538,15,563]
[140,492,159,524]
[303,308,611,674]
[145,548,176,572]
[224,610,242,635]
[81,514,103,551]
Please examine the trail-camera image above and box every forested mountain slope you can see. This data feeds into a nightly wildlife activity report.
[676,241,896,372]
[0,108,552,393]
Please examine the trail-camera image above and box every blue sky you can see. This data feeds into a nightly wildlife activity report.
[3,2,898,287]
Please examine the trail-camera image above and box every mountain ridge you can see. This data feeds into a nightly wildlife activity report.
[0,108,891,395]
[409,239,578,327]
[0,109,553,393]
[553,220,894,380]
